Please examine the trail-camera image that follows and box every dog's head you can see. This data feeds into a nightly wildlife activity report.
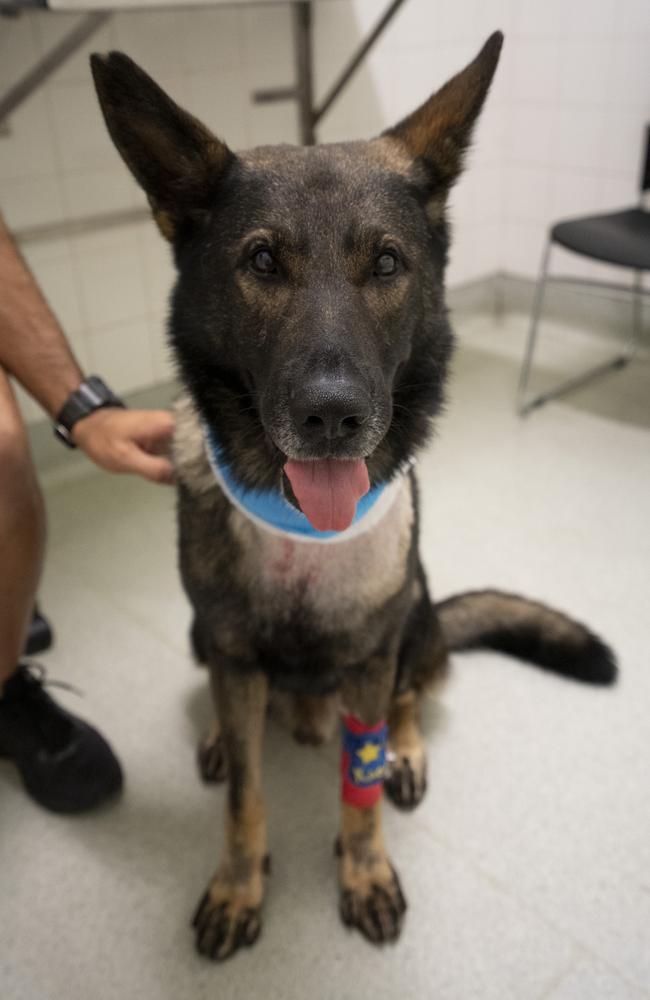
[91,33,502,530]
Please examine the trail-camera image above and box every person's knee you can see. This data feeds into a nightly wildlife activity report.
[0,424,44,542]
[0,380,40,510]
[0,408,26,455]
[0,410,32,482]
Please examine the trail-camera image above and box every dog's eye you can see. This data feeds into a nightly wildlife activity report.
[374,251,399,278]
[250,248,277,276]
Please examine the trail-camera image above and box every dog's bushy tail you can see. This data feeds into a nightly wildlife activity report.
[435,590,617,685]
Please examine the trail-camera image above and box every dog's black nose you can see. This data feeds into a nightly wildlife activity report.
[290,376,370,442]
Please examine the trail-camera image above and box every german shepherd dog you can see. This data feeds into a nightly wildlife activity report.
[91,32,616,961]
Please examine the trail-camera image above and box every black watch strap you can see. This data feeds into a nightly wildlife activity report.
[54,376,125,448]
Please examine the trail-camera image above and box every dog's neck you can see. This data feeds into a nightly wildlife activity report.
[202,424,407,545]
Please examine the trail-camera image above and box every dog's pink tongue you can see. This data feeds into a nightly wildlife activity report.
[284,459,370,532]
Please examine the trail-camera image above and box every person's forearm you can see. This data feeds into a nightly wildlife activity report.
[0,215,84,417]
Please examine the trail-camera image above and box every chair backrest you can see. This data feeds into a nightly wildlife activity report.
[641,124,650,194]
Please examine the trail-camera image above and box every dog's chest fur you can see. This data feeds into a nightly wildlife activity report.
[231,480,413,629]
[173,395,415,633]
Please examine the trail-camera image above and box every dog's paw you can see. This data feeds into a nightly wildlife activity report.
[197,730,227,784]
[338,855,407,944]
[192,878,263,961]
[339,867,406,944]
[384,750,427,810]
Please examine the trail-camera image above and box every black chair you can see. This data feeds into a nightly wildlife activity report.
[517,124,650,415]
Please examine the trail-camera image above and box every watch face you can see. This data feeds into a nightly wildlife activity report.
[54,377,124,448]
[80,377,111,407]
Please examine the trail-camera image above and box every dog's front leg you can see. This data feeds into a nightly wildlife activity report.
[193,664,269,961]
[338,656,407,944]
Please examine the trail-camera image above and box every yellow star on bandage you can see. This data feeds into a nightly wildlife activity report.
[357,741,380,765]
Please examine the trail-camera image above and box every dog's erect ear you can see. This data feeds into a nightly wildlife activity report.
[90,52,233,240]
[384,31,503,193]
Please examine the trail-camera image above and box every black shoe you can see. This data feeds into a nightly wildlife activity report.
[0,664,123,813]
[24,606,54,656]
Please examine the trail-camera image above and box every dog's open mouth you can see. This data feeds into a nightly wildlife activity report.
[283,458,370,532]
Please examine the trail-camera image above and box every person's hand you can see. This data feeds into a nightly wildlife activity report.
[71,407,175,484]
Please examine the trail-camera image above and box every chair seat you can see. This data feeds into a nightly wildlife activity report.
[552,207,650,271]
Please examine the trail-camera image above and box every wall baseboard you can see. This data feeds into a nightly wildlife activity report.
[477,271,647,344]
[447,274,501,318]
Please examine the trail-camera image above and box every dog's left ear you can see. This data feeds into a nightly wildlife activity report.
[384,31,503,193]
[91,51,234,240]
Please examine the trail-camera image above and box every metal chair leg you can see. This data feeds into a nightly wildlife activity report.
[628,270,643,361]
[517,239,552,415]
[517,243,639,417]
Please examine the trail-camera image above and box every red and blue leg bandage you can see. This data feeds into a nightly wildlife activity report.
[341,715,387,808]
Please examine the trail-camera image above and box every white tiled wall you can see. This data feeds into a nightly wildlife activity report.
[501,0,650,282]
[0,5,302,422]
[1,1,648,423]
[348,0,510,287]
[351,0,649,283]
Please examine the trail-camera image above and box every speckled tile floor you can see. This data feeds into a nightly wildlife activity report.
[2,315,649,1000]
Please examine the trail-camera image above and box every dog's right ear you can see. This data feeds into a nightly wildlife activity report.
[90,52,233,240]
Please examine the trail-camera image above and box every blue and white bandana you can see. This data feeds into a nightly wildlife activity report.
[202,424,406,545]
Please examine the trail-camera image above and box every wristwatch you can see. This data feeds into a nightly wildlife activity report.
[54,376,125,448]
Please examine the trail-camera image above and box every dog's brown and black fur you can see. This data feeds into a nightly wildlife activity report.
[91,32,616,961]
